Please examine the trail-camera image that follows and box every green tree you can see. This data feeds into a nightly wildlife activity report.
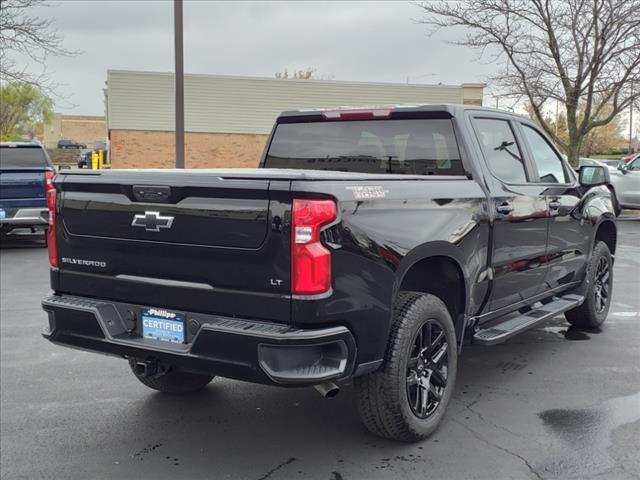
[0,82,53,140]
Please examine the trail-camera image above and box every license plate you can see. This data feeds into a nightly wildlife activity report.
[141,307,185,344]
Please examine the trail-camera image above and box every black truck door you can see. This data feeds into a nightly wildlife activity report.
[471,116,550,311]
[517,122,588,290]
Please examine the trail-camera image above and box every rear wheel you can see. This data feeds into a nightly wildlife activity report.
[354,292,457,442]
[128,359,214,394]
[565,241,613,329]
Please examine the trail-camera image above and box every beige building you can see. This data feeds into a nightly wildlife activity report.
[105,70,484,169]
[42,114,106,149]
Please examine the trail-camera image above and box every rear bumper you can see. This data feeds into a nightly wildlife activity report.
[0,207,48,226]
[42,294,357,386]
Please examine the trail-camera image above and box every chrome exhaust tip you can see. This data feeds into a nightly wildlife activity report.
[314,382,340,398]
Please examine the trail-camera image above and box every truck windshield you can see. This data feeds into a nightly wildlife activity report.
[0,146,49,169]
[264,119,465,175]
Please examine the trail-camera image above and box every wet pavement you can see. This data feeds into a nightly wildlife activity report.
[1,218,639,480]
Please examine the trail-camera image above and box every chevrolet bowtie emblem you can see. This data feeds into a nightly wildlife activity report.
[131,211,174,232]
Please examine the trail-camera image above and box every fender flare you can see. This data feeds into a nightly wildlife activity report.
[591,217,617,254]
[394,241,471,319]
[606,185,621,216]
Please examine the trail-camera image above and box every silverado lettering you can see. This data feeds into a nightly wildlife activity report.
[61,258,107,268]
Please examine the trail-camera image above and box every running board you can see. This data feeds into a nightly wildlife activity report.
[473,294,585,346]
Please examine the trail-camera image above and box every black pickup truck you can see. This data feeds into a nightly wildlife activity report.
[42,105,616,442]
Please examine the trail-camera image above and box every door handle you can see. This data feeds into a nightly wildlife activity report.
[548,200,562,210]
[496,203,514,214]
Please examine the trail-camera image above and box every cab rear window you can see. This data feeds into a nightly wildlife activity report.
[0,146,50,169]
[264,119,465,175]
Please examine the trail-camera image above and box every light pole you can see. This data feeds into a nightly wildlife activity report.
[629,95,634,155]
[174,0,184,168]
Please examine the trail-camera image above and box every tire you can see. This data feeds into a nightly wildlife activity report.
[129,359,214,394]
[354,292,458,442]
[565,241,613,329]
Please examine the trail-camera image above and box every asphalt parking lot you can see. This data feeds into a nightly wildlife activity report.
[1,218,639,480]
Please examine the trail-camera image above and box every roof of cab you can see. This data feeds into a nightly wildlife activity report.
[0,141,44,148]
[277,103,527,122]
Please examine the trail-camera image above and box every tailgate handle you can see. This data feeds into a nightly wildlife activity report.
[133,185,171,203]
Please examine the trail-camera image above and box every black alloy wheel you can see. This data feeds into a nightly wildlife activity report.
[406,319,449,419]
[565,240,613,329]
[593,256,611,313]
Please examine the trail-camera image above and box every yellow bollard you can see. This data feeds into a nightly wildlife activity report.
[91,151,98,170]
[98,150,104,169]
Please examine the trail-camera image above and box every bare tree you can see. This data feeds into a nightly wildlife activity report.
[275,67,317,80]
[417,0,640,165]
[0,0,77,94]
[274,68,335,81]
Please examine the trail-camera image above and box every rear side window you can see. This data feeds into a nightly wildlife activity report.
[0,146,49,169]
[473,118,527,183]
[264,119,465,175]
[522,125,568,183]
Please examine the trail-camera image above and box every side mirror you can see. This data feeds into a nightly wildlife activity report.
[579,165,610,187]
[617,162,628,174]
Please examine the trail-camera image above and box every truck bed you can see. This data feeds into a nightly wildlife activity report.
[58,168,467,182]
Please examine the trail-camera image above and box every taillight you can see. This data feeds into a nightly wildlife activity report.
[47,188,58,267]
[45,170,54,194]
[291,199,337,295]
[321,109,392,120]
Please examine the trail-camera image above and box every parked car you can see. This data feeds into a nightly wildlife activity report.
[620,152,639,163]
[0,142,55,240]
[42,105,616,442]
[578,157,601,167]
[77,149,92,168]
[576,157,620,172]
[600,159,623,170]
[609,155,640,214]
[57,139,86,149]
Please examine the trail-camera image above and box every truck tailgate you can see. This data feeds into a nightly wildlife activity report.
[0,170,46,206]
[54,170,292,322]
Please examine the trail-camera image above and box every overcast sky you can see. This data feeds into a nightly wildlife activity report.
[22,0,502,115]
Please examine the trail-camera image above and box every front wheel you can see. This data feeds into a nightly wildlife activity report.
[354,292,457,442]
[565,241,613,329]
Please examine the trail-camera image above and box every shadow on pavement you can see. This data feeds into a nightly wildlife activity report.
[82,319,585,479]
[0,231,47,249]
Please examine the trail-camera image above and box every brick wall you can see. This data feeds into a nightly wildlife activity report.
[61,116,106,148]
[109,130,268,169]
[43,114,106,149]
